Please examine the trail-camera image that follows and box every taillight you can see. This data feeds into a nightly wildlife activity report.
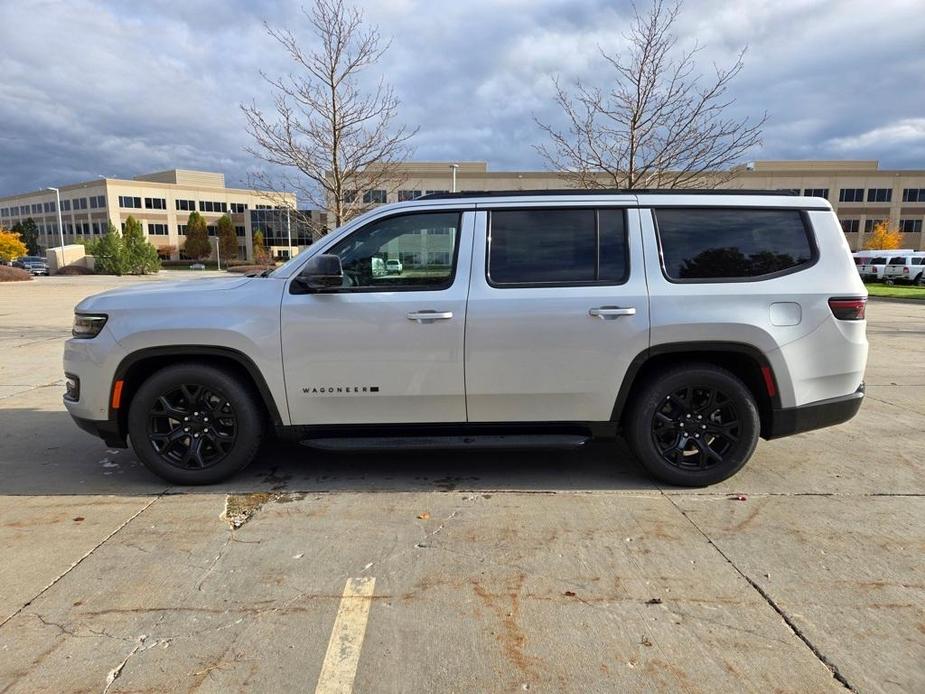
[903,267,909,274]
[828,297,866,321]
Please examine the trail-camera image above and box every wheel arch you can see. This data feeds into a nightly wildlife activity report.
[112,346,284,441]
[611,342,782,438]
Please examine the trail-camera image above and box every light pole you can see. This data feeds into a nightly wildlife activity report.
[450,163,459,193]
[46,187,65,266]
[214,236,221,271]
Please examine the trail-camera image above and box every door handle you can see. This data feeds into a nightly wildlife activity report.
[589,306,636,319]
[407,310,454,324]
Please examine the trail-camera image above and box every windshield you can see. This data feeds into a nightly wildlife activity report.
[870,257,887,264]
[889,257,906,264]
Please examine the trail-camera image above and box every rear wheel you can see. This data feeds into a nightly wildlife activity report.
[916,273,924,287]
[127,364,264,485]
[626,364,760,486]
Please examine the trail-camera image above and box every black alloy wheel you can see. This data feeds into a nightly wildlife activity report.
[651,385,740,471]
[147,384,238,470]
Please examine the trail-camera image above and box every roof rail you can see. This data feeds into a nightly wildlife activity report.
[417,188,801,200]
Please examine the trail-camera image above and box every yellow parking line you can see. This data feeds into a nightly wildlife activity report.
[314,577,377,694]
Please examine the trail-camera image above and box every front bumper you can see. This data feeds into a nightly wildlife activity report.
[71,414,127,448]
[764,384,864,439]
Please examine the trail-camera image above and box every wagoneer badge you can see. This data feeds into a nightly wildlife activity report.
[303,386,380,394]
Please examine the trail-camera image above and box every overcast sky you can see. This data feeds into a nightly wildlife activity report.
[1,0,923,197]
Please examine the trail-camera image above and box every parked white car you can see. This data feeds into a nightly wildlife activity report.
[64,191,867,487]
[882,253,925,285]
[386,258,403,274]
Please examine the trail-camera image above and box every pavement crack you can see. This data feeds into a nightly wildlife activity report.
[663,494,856,691]
[197,533,235,592]
[0,493,165,632]
[102,633,170,693]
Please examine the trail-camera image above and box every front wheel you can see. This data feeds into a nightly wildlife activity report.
[127,363,264,485]
[626,364,760,486]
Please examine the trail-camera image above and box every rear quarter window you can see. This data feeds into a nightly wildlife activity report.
[654,208,815,281]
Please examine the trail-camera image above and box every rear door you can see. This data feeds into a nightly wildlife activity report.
[464,204,650,422]
[281,208,474,425]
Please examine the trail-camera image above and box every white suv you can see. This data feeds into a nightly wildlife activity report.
[64,191,868,486]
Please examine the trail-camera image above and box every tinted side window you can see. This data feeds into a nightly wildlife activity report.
[488,209,627,285]
[655,209,814,281]
[328,212,460,291]
[889,257,905,265]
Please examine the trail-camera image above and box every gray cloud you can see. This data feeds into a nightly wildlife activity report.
[1,0,923,198]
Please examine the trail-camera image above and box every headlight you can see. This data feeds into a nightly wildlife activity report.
[72,313,108,339]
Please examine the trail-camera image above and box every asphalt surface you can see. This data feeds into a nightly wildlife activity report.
[0,274,922,693]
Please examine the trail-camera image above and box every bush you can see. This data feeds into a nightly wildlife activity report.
[86,220,160,275]
[56,265,95,276]
[87,225,128,275]
[0,266,32,282]
[122,216,161,274]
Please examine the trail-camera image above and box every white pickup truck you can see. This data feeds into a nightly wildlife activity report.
[882,253,925,285]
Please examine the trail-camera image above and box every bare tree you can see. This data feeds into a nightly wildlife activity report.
[242,0,416,234]
[535,0,765,189]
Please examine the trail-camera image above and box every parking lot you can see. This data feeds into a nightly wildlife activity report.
[0,274,923,692]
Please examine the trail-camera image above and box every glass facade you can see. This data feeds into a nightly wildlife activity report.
[250,209,318,250]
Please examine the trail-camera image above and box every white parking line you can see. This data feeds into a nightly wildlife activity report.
[314,577,377,694]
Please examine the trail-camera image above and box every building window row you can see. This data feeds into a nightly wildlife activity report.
[867,188,892,203]
[903,188,925,202]
[363,190,387,204]
[864,219,885,233]
[838,188,864,203]
[230,202,248,213]
[145,197,166,210]
[398,190,422,202]
[200,200,228,213]
[840,219,860,234]
[148,223,169,235]
[119,196,142,209]
[89,195,106,208]
[176,199,195,211]
[803,188,828,199]
[899,219,923,233]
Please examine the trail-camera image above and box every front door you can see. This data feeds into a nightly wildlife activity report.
[281,209,473,425]
[465,206,650,422]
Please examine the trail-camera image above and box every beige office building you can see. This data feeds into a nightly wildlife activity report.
[348,160,925,251]
[0,170,304,261]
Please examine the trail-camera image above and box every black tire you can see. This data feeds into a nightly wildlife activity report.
[626,363,760,487]
[127,363,264,485]
[915,273,924,287]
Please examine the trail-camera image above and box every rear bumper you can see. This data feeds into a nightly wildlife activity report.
[764,384,864,439]
[70,414,127,448]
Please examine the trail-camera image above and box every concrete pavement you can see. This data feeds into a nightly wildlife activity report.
[0,275,922,692]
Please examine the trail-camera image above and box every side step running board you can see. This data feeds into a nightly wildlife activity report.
[301,434,590,452]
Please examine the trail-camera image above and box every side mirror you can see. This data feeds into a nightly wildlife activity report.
[294,254,343,292]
